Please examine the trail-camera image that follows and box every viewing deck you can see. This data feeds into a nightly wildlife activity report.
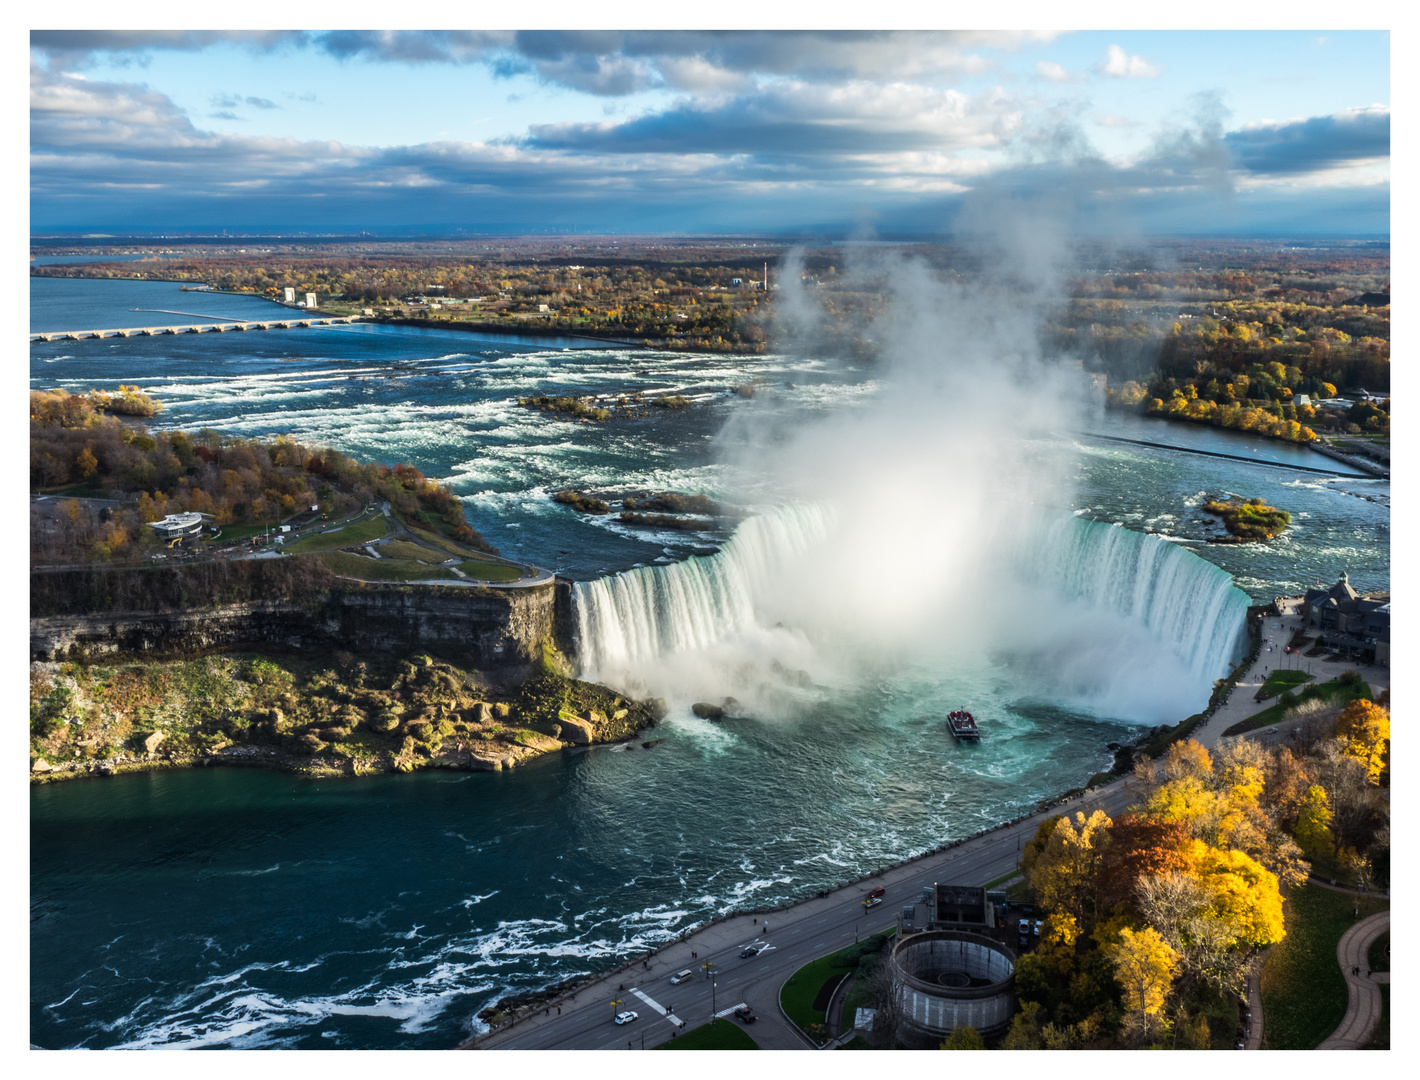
[30,316,361,342]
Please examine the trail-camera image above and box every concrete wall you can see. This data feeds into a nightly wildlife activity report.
[892,931,1016,1044]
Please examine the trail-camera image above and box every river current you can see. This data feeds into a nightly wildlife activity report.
[29,278,1388,1048]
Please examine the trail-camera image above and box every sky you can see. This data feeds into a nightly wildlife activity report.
[28,26,1391,237]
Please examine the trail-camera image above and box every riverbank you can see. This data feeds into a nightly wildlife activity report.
[29,647,666,785]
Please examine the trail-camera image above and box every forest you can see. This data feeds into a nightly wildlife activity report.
[1003,692,1389,1049]
[30,389,491,566]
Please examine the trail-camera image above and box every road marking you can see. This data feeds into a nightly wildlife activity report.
[715,1003,748,1018]
[629,987,685,1028]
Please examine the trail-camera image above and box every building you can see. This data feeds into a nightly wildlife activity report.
[283,287,296,304]
[305,292,318,309]
[148,512,205,541]
[1300,571,1390,665]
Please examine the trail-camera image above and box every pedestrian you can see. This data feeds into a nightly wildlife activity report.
[628,1042,632,1050]
[557,1007,561,1015]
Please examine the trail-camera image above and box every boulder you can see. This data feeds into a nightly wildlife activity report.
[556,713,595,745]
[612,708,629,721]
[31,758,52,773]
[691,702,724,720]
[143,730,165,754]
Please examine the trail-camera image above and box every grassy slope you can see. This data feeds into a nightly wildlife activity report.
[380,539,450,564]
[284,516,389,553]
[781,930,892,1034]
[459,559,524,582]
[654,1018,759,1050]
[1260,885,1389,1049]
[319,551,454,581]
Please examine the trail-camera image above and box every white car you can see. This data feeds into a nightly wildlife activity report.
[614,1011,638,1025]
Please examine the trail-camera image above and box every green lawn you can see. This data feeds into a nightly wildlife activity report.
[380,539,450,564]
[1260,885,1389,1049]
[319,551,454,582]
[284,516,388,553]
[458,559,525,582]
[653,1018,759,1050]
[781,930,892,1036]
[206,523,268,543]
[1223,678,1371,737]
[1256,669,1314,700]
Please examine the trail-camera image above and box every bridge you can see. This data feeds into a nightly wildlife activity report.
[30,316,361,342]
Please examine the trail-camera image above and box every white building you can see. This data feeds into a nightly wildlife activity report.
[283,287,296,304]
[305,292,318,309]
[148,512,205,540]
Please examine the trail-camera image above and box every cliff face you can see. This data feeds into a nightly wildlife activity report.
[30,581,559,668]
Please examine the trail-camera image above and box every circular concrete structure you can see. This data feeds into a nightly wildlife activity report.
[891,929,1016,1046]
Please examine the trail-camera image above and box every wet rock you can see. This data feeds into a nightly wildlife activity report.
[692,702,724,720]
[556,713,594,745]
[642,739,665,749]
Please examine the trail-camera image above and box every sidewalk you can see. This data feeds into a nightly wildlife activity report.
[1317,910,1389,1049]
[1193,600,1390,751]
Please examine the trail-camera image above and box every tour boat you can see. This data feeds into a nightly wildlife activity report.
[947,710,981,742]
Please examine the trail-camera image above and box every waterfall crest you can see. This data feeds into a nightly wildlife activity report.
[573,503,831,681]
[574,506,1249,699]
[1021,516,1250,681]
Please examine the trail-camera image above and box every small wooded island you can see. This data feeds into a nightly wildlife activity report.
[1201,497,1291,542]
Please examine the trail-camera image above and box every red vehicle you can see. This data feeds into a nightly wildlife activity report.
[867,887,885,899]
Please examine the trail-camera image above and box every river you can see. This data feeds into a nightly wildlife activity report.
[29,276,1388,1048]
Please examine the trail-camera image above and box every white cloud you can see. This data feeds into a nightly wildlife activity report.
[1098,45,1160,79]
[1036,61,1073,82]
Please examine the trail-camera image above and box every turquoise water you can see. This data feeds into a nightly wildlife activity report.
[29,277,1388,1048]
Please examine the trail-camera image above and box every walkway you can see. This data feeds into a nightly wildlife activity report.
[1192,598,1390,751]
[1317,910,1389,1049]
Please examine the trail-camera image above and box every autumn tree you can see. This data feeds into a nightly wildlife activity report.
[1106,926,1179,1044]
[1028,809,1113,924]
[1335,699,1390,785]
[939,1025,985,1050]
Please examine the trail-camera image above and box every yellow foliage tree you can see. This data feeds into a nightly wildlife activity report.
[1293,783,1334,858]
[1106,926,1179,1042]
[1335,700,1390,784]
[1189,842,1286,947]
[1029,809,1113,923]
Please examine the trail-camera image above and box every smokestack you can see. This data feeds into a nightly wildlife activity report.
[764,262,768,291]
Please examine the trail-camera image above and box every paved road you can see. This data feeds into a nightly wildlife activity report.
[467,776,1142,1050]
[1318,910,1390,1050]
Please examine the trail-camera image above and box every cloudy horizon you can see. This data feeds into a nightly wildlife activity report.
[30,29,1390,237]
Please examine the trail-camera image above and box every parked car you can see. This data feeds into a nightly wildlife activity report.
[614,1011,638,1025]
[1018,918,1031,935]
[670,969,694,984]
[734,1005,757,1024]
[1033,920,1044,937]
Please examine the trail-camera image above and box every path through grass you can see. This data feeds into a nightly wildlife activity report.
[319,551,454,582]
[1224,678,1371,737]
[285,516,388,553]
[1259,885,1388,1049]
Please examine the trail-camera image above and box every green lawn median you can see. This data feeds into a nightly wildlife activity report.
[653,1017,758,1050]
[1256,669,1314,700]
[780,930,893,1041]
[1224,677,1370,738]
[1260,884,1388,1049]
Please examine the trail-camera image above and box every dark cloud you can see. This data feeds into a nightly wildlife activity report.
[27,61,1388,238]
[1225,106,1389,174]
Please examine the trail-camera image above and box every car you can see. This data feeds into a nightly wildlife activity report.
[670,969,694,984]
[1033,920,1044,937]
[867,886,885,899]
[614,1011,638,1025]
[1018,918,1031,935]
[740,944,764,959]
[862,896,882,908]
[734,1006,757,1024]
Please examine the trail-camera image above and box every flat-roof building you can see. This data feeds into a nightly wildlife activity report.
[148,512,205,540]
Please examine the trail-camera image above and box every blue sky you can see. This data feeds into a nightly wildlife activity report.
[29,29,1390,236]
